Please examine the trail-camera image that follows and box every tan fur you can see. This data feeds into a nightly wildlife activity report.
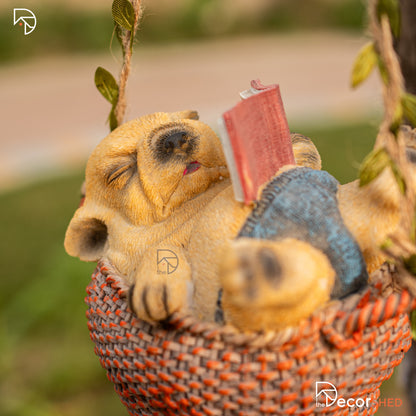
[64,111,411,331]
[338,126,416,275]
[338,168,401,274]
[65,112,328,328]
[290,133,322,170]
[65,111,249,323]
[220,238,335,331]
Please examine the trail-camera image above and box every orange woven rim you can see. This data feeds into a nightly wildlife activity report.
[85,260,416,415]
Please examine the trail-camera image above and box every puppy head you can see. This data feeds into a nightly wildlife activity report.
[64,110,228,262]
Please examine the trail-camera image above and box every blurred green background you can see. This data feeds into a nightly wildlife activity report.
[0,0,366,63]
[0,0,409,415]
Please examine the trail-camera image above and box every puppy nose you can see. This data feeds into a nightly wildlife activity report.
[164,132,187,151]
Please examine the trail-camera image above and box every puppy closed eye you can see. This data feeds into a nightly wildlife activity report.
[106,158,137,188]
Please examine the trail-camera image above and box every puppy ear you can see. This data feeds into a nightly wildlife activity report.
[290,133,322,170]
[171,110,199,121]
[64,215,108,262]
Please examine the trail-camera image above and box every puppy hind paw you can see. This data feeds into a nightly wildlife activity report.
[220,238,335,332]
[220,239,286,306]
[256,246,283,288]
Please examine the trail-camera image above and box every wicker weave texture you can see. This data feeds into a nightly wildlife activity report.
[85,261,415,416]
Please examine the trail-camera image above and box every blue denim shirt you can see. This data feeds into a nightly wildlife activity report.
[238,167,368,299]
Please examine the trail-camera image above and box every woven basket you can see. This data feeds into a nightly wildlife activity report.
[85,260,416,416]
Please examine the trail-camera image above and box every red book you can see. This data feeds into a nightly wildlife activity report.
[219,80,295,204]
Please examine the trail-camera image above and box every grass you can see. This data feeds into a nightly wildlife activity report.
[0,173,122,416]
[0,0,366,64]
[1,119,408,416]
[298,121,378,184]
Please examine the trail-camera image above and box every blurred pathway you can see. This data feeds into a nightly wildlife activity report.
[0,32,382,191]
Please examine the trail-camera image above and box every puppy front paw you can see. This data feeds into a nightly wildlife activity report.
[220,238,335,332]
[129,279,193,323]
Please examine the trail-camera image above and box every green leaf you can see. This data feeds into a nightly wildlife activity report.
[390,160,407,195]
[402,92,416,128]
[112,0,135,32]
[389,103,403,136]
[404,254,416,276]
[94,67,119,105]
[411,310,416,340]
[109,106,118,131]
[351,42,378,89]
[380,237,393,250]
[377,0,401,37]
[411,215,416,243]
[359,146,406,193]
[377,55,389,85]
[359,147,390,187]
[115,24,127,57]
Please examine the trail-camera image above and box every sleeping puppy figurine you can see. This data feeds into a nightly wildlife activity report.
[64,111,412,331]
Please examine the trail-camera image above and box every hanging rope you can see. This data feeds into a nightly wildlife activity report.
[362,0,416,294]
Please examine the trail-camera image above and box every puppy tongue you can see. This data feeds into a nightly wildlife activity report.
[183,161,201,175]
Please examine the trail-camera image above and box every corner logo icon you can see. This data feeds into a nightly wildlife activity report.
[13,8,37,35]
[316,382,338,407]
[157,249,179,274]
